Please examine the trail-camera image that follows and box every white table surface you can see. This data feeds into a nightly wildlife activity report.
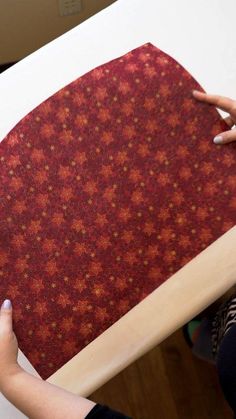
[0,0,236,416]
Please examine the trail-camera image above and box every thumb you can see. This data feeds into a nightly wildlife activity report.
[0,299,13,333]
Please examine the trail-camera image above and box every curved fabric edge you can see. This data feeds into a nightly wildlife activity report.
[0,42,228,143]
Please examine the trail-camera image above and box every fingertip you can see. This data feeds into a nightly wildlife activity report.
[192,90,205,100]
[213,133,236,145]
[192,89,201,95]
[213,136,224,144]
[1,299,12,310]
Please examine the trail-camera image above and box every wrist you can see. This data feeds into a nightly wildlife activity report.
[0,363,24,394]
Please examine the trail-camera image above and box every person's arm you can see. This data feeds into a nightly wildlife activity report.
[0,299,96,419]
[1,366,95,419]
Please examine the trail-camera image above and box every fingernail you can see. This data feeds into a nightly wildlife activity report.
[213,136,223,144]
[2,299,12,309]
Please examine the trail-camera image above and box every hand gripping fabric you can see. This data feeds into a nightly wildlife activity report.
[0,43,235,379]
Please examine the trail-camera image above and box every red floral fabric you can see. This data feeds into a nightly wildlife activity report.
[0,43,235,379]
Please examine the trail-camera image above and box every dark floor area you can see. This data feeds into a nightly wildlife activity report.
[91,329,233,419]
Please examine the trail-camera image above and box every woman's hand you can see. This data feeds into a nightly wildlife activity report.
[192,90,236,144]
[0,299,21,390]
[0,299,96,419]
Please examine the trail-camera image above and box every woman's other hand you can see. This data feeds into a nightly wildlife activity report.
[192,90,236,144]
[0,299,21,390]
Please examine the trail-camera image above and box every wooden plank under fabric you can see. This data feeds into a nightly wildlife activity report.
[0,43,235,381]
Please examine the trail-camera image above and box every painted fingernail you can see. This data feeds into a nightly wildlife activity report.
[213,136,223,144]
[2,299,12,309]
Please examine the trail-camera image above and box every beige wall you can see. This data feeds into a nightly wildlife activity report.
[0,0,116,65]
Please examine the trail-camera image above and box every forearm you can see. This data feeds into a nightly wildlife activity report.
[1,365,95,419]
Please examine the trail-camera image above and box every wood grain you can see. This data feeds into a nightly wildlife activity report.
[91,329,233,419]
